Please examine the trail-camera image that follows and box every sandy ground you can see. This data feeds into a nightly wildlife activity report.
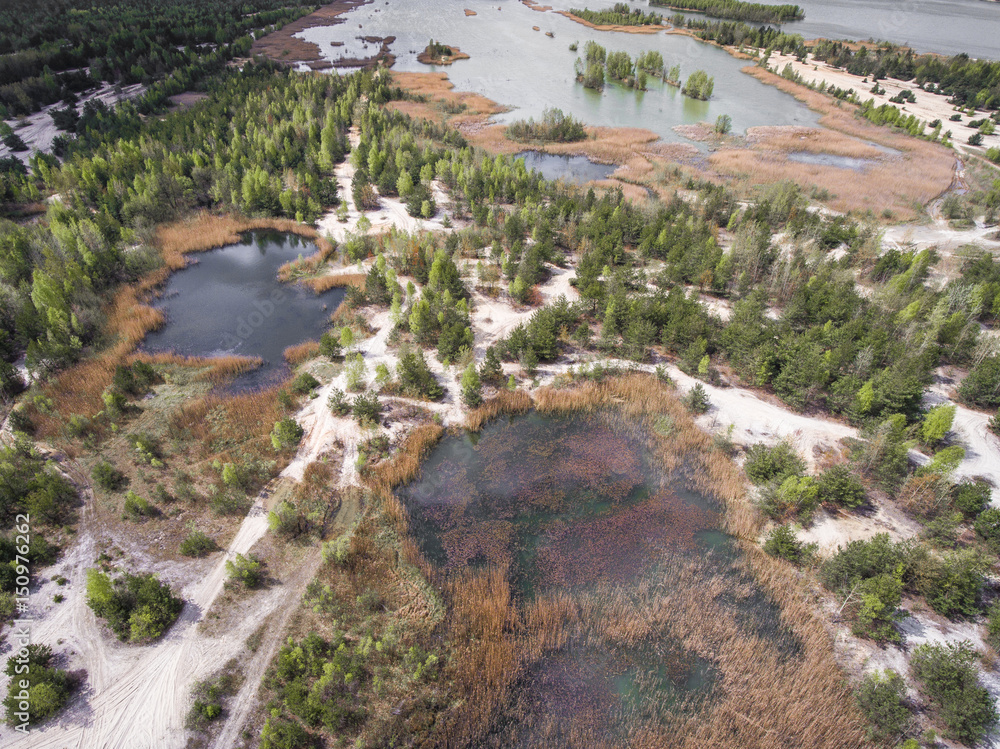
[766,51,1000,157]
[0,84,145,165]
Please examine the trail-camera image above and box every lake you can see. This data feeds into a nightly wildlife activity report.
[142,231,343,389]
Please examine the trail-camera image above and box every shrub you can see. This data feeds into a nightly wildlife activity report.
[987,600,1000,646]
[260,716,319,749]
[856,670,911,743]
[460,362,482,407]
[910,641,998,744]
[327,388,352,416]
[186,663,243,730]
[92,461,127,491]
[225,553,264,590]
[352,392,382,426]
[179,530,217,557]
[396,348,444,400]
[911,547,986,618]
[816,464,866,508]
[318,331,342,359]
[123,490,155,520]
[820,533,909,592]
[271,417,304,450]
[953,480,991,517]
[85,569,183,642]
[959,355,1000,409]
[290,372,320,395]
[974,507,1000,547]
[344,353,368,392]
[854,567,904,642]
[744,441,806,484]
[762,524,813,564]
[682,383,709,414]
[3,644,76,726]
[759,475,820,520]
[921,404,956,446]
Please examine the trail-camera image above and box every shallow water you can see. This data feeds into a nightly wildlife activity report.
[787,150,875,170]
[399,411,799,744]
[516,150,616,183]
[300,0,821,140]
[142,231,343,389]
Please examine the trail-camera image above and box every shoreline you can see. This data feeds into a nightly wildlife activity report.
[557,11,666,34]
[249,0,373,70]
[416,44,471,66]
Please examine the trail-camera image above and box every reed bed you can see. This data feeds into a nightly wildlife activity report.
[301,272,366,293]
[282,341,321,366]
[464,389,533,431]
[157,212,329,271]
[376,373,870,747]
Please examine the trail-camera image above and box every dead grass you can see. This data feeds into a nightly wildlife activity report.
[282,341,321,366]
[301,272,366,293]
[465,389,534,431]
[723,65,955,218]
[249,0,364,67]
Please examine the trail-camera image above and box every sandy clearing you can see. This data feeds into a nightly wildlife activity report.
[765,51,1000,157]
[0,84,145,165]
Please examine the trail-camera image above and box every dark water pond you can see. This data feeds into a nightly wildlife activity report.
[787,150,875,170]
[399,411,799,745]
[142,231,344,389]
[516,151,616,184]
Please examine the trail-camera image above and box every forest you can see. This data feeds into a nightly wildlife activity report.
[569,3,665,26]
[651,0,804,24]
[0,0,316,117]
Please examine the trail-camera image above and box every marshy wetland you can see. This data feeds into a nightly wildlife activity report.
[389,380,869,747]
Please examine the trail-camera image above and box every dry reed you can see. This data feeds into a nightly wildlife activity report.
[301,272,366,293]
[283,341,321,366]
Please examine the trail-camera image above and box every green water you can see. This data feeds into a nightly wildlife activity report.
[399,411,800,745]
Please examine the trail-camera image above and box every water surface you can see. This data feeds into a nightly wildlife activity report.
[516,151,617,183]
[142,231,343,389]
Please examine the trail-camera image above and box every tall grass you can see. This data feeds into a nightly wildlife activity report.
[283,341,321,366]
[464,390,533,431]
[302,272,366,293]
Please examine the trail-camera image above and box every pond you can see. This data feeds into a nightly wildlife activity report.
[515,151,617,184]
[142,231,343,389]
[398,410,800,745]
[787,151,876,170]
[299,0,822,141]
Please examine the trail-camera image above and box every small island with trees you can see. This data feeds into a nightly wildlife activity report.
[417,39,470,66]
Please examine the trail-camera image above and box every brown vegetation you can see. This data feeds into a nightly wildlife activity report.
[722,65,955,218]
[464,8,477,15]
[249,0,372,69]
[301,272,366,293]
[416,45,470,66]
[283,341,321,366]
[332,375,871,747]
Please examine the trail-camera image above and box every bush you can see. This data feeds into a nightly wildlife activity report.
[974,507,1000,546]
[921,404,955,446]
[260,716,319,749]
[352,392,382,426]
[910,641,998,744]
[762,524,813,564]
[959,356,1000,409]
[759,475,820,520]
[856,670,911,743]
[820,533,909,592]
[271,417,304,450]
[318,331,342,359]
[290,372,319,395]
[225,553,265,590]
[122,490,156,519]
[396,348,444,400]
[911,547,986,618]
[682,383,709,414]
[743,441,806,484]
[816,464,866,508]
[3,644,76,726]
[92,461,127,491]
[987,600,1000,646]
[344,353,368,392]
[85,569,183,642]
[953,480,991,517]
[327,388,352,416]
[179,530,217,557]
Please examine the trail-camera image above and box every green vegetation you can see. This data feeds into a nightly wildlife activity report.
[3,644,78,726]
[85,568,183,642]
[0,0,313,118]
[855,670,911,743]
[763,523,812,563]
[186,659,243,731]
[225,553,265,590]
[92,460,127,491]
[271,417,304,451]
[743,441,805,484]
[816,464,866,508]
[682,69,715,99]
[651,0,803,23]
[575,43,648,90]
[910,641,998,744]
[179,530,218,557]
[505,107,587,143]
[570,4,664,26]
